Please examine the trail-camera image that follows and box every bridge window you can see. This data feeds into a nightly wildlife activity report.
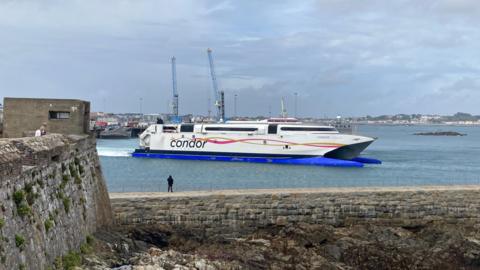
[280,127,336,132]
[180,124,194,132]
[268,124,278,134]
[163,126,177,132]
[205,127,257,132]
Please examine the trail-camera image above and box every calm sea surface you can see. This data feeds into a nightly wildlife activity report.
[97,125,480,192]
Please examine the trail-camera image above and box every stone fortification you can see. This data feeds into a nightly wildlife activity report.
[111,186,480,236]
[0,134,112,269]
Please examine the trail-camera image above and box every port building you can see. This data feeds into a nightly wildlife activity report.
[2,97,90,138]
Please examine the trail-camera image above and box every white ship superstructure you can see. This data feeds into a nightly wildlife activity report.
[134,119,375,160]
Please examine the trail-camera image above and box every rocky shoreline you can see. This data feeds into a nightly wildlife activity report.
[79,222,480,270]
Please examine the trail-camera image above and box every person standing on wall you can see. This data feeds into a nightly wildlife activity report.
[167,175,174,192]
[35,123,47,137]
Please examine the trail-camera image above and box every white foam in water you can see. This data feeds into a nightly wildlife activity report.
[97,147,132,157]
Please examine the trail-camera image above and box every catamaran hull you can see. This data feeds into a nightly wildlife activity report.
[323,141,373,160]
[132,149,381,167]
[132,140,380,167]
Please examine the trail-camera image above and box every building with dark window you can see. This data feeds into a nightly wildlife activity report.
[2,98,90,138]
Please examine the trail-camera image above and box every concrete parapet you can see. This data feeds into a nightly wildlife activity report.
[0,139,22,178]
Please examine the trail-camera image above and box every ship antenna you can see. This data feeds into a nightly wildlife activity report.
[281,97,288,118]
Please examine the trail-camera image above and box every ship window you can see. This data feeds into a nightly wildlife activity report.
[49,111,70,119]
[163,126,177,132]
[205,127,257,132]
[268,124,277,134]
[180,124,194,132]
[280,127,337,131]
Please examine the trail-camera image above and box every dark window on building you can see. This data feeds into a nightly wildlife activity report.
[205,127,258,132]
[49,111,70,119]
[268,124,278,134]
[180,124,194,132]
[280,127,337,132]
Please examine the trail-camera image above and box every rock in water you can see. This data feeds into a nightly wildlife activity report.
[413,131,466,136]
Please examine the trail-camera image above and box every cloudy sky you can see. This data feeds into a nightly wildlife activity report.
[1,0,479,117]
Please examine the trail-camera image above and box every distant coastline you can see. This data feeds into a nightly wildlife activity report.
[86,111,480,132]
[355,123,480,127]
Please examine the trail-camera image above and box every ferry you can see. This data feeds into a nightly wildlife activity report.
[133,118,380,167]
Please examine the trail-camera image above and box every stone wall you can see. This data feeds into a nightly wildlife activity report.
[0,134,112,269]
[111,186,480,237]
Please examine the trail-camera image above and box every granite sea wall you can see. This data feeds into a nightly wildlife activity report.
[0,134,112,270]
[111,186,480,237]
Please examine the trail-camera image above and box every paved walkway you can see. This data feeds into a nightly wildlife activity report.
[109,185,480,199]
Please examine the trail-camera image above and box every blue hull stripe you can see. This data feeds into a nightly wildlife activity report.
[351,157,382,164]
[133,149,314,159]
[130,150,381,167]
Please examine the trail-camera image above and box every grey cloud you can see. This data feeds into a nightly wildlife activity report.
[0,0,479,116]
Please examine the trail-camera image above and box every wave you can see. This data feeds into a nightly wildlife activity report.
[97,147,132,157]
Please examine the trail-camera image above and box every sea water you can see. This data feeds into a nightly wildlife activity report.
[97,125,480,192]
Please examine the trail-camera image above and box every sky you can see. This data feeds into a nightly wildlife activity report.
[0,0,479,117]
